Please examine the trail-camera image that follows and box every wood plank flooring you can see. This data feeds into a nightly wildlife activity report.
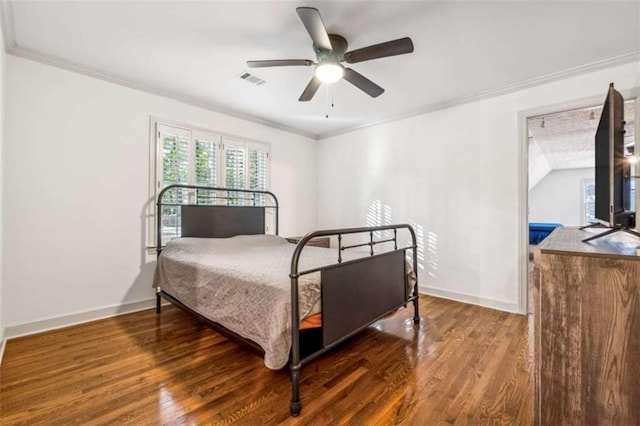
[0,296,533,425]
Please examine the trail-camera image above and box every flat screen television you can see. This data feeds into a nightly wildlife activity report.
[593,83,635,229]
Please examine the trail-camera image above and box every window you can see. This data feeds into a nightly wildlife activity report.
[150,119,270,245]
[582,178,595,225]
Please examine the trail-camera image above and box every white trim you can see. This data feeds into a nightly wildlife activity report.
[635,95,640,233]
[10,43,640,141]
[518,109,529,315]
[419,285,520,314]
[150,116,271,150]
[6,44,318,140]
[0,0,637,141]
[147,119,159,248]
[0,327,6,365]
[4,298,168,340]
[321,51,640,140]
[0,0,16,52]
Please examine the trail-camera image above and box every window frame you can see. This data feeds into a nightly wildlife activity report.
[148,117,271,247]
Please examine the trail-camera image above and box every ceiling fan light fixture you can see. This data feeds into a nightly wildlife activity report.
[315,62,343,84]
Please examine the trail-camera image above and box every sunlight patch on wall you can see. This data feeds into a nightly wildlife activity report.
[367,201,428,275]
[426,231,438,278]
[367,199,393,239]
[367,199,382,230]
[408,220,427,274]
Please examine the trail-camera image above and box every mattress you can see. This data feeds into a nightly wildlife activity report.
[153,234,415,369]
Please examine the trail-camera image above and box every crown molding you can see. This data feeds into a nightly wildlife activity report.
[2,0,638,141]
[319,50,640,140]
[9,45,320,140]
[0,0,319,141]
[0,0,16,51]
[9,45,639,143]
[0,0,318,139]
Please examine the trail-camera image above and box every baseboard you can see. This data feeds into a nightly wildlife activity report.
[0,327,6,365]
[2,287,520,348]
[5,297,169,340]
[419,285,522,314]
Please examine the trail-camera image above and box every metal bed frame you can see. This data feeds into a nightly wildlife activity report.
[155,184,420,416]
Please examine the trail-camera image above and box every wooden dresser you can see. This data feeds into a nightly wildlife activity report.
[533,227,640,425]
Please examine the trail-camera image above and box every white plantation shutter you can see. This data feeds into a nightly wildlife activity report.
[248,143,269,207]
[152,119,270,245]
[158,124,192,242]
[195,139,217,185]
[223,139,247,205]
[194,133,220,204]
[249,146,269,191]
[248,143,272,231]
[223,139,246,189]
[161,129,190,186]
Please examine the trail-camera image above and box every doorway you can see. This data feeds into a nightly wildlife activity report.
[521,97,637,314]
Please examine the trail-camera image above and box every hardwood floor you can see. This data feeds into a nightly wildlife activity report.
[0,296,533,425]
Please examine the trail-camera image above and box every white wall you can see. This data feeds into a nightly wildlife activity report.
[3,56,317,331]
[528,139,552,190]
[0,14,6,357]
[317,60,640,313]
[529,168,593,226]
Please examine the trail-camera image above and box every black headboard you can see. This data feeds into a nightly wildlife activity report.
[156,184,279,252]
[181,205,265,238]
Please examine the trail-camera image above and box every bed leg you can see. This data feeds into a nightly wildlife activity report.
[156,291,162,314]
[413,294,420,324]
[289,364,302,416]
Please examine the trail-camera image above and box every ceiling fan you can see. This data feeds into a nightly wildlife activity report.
[247,7,414,102]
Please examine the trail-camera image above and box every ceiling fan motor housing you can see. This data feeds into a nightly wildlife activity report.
[315,34,348,63]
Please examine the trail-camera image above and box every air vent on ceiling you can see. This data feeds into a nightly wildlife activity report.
[238,71,266,86]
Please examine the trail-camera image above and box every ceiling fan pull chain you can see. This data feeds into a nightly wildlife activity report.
[325,85,331,119]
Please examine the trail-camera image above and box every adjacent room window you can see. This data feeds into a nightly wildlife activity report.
[150,120,270,245]
[582,178,595,225]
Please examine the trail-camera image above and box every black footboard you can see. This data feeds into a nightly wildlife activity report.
[288,225,419,416]
[322,250,406,346]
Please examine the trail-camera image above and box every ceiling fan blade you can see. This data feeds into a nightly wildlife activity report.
[344,37,414,64]
[247,59,314,68]
[296,7,332,51]
[343,68,384,98]
[299,76,322,102]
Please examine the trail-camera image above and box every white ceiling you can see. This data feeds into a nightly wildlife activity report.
[3,1,640,139]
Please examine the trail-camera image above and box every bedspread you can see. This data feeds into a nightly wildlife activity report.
[153,234,415,369]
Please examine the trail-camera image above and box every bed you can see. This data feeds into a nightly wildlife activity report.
[153,184,420,416]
